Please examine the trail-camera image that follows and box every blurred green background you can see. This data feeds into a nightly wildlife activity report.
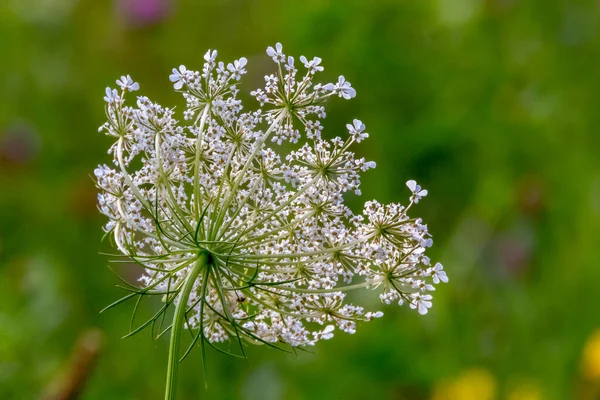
[1,0,600,399]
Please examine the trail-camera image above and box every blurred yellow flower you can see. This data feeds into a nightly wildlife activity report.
[581,330,600,381]
[432,367,497,400]
[507,381,544,400]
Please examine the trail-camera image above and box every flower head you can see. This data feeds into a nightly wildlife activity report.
[96,44,447,362]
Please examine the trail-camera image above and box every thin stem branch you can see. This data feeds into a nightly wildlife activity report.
[211,112,285,238]
[193,105,211,219]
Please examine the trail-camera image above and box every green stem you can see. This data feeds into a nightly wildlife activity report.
[193,105,211,219]
[211,111,285,239]
[164,251,210,400]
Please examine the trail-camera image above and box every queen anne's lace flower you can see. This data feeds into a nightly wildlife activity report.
[96,43,447,365]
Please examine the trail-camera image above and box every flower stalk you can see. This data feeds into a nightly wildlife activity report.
[165,251,210,400]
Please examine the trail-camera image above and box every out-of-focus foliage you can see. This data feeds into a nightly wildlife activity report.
[1,0,599,399]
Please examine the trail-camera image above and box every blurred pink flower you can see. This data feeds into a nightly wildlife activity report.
[0,122,41,167]
[117,0,173,27]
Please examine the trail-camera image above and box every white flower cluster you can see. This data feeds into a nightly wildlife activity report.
[96,44,447,353]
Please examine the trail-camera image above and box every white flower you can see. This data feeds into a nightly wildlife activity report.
[430,262,448,284]
[410,293,433,315]
[363,161,376,170]
[116,75,139,92]
[300,56,324,74]
[284,56,295,72]
[305,120,323,139]
[96,44,447,369]
[103,87,119,103]
[320,325,335,340]
[227,57,247,81]
[266,42,285,63]
[365,311,384,320]
[204,49,217,63]
[169,65,187,90]
[335,75,356,99]
[406,180,428,203]
[346,119,369,142]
